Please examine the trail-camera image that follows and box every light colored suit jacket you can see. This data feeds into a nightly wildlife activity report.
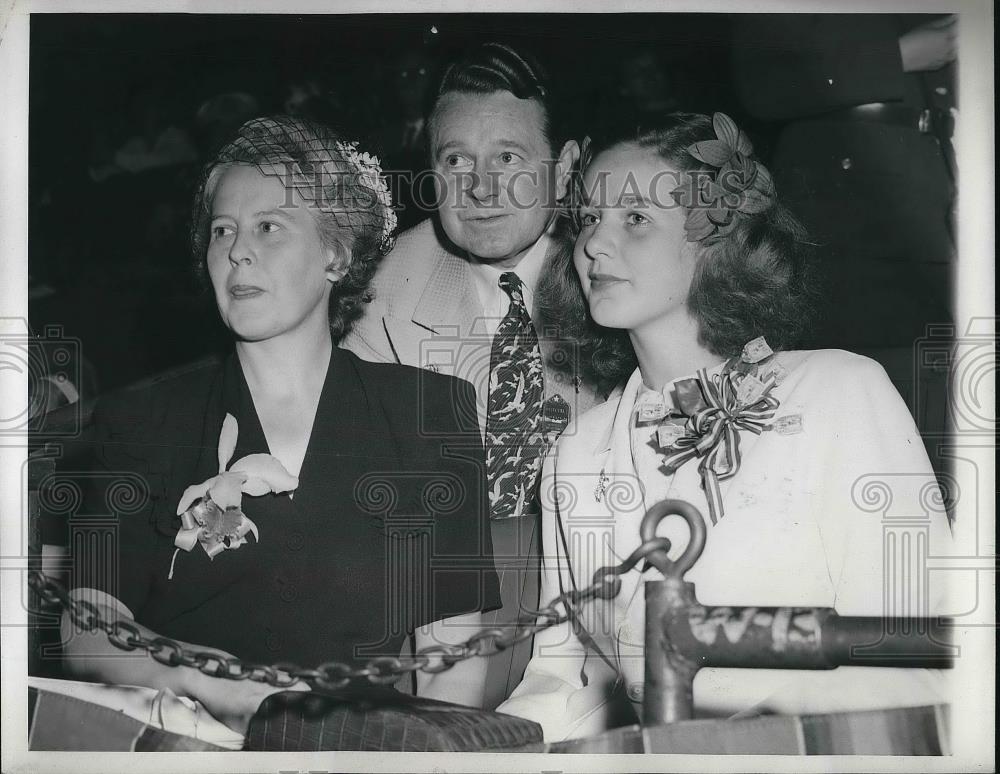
[498,349,954,742]
[342,218,605,436]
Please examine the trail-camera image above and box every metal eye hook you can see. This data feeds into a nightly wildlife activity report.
[639,499,708,579]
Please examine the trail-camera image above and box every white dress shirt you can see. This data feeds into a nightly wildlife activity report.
[467,232,550,336]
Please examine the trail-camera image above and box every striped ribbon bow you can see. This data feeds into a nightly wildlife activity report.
[659,368,779,524]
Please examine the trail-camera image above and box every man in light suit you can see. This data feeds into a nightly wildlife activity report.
[342,42,606,708]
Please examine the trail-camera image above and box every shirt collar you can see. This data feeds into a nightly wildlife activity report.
[467,231,552,317]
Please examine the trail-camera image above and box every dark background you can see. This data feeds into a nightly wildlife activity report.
[29,13,955,423]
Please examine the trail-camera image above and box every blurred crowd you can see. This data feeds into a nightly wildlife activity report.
[29,13,955,403]
[29,15,736,393]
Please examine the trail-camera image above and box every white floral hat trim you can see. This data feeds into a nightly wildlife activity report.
[336,140,397,253]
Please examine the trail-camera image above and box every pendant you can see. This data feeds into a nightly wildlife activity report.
[594,468,609,502]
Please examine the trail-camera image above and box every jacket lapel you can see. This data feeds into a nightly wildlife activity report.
[411,247,481,337]
[381,245,484,377]
[292,350,403,520]
[589,370,667,656]
[379,228,608,435]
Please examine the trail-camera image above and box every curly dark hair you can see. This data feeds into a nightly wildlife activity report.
[537,112,818,393]
[190,115,392,343]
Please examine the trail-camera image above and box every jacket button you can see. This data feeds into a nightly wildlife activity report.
[840,157,853,170]
[627,682,644,702]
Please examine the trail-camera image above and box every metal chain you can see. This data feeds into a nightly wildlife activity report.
[28,537,671,692]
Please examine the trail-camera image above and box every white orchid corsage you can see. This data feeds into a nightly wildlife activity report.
[169,414,298,576]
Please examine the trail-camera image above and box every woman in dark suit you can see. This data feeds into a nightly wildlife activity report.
[61,116,501,737]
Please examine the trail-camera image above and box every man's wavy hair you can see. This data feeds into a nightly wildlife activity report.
[429,41,566,154]
[538,113,818,394]
[190,115,389,342]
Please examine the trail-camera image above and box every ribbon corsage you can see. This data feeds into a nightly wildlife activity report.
[170,413,298,575]
[659,352,780,525]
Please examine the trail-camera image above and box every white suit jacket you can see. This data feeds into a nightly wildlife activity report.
[498,349,955,742]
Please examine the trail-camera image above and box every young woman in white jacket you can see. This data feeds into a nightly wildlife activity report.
[498,112,953,742]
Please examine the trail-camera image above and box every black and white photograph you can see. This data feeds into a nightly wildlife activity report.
[0,1,994,771]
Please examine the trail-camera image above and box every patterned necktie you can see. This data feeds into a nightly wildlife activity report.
[485,272,545,520]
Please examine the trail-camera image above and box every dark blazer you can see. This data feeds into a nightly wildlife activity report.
[75,347,501,668]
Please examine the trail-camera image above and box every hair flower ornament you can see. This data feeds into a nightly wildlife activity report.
[335,140,397,254]
[671,112,776,244]
[169,414,298,577]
